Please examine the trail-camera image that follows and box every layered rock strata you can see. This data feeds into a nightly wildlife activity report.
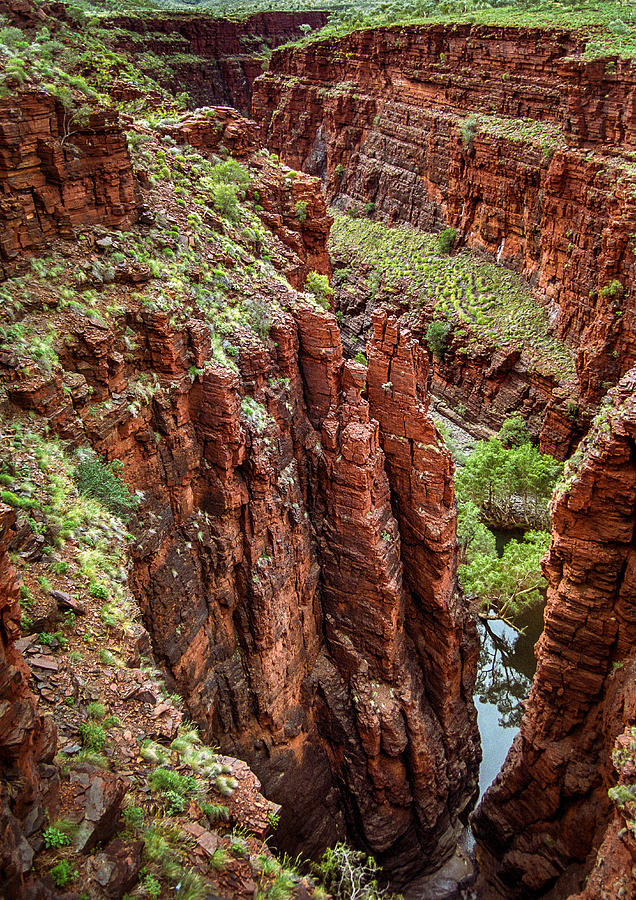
[472,369,636,897]
[0,90,138,277]
[0,505,58,897]
[334,277,581,459]
[107,10,329,115]
[33,299,478,880]
[254,25,636,402]
[0,111,479,883]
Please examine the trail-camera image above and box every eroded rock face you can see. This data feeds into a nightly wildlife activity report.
[253,24,636,403]
[2,295,480,881]
[127,303,479,879]
[0,505,58,897]
[472,370,636,897]
[106,10,329,115]
[0,79,478,879]
[0,90,138,277]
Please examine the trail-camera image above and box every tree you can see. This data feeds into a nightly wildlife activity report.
[426,319,450,360]
[455,437,562,528]
[457,499,496,563]
[459,530,550,621]
[499,414,531,448]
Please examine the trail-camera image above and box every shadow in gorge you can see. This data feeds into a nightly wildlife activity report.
[474,605,545,797]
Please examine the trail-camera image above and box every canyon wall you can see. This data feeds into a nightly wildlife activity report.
[333,275,581,459]
[5,298,480,882]
[0,505,58,897]
[253,25,636,404]
[107,10,329,114]
[0,89,138,278]
[472,369,636,897]
[0,91,480,883]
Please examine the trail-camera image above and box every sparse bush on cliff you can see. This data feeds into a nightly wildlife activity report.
[211,183,241,222]
[426,319,450,360]
[73,455,137,521]
[305,270,333,308]
[294,200,308,223]
[245,296,273,339]
[437,227,457,254]
[600,279,623,302]
[460,115,478,145]
[50,860,78,889]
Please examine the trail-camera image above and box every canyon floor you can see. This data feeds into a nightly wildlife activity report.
[0,1,635,899]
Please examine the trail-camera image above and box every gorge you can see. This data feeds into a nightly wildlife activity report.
[0,1,635,899]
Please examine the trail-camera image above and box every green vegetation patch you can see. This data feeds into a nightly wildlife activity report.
[272,0,636,60]
[330,214,576,383]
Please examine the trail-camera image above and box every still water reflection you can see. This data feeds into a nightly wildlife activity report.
[474,604,545,797]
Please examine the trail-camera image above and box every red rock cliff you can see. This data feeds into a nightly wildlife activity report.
[0,110,479,883]
[107,10,329,115]
[253,24,636,403]
[472,369,636,897]
[0,90,138,278]
[5,301,479,880]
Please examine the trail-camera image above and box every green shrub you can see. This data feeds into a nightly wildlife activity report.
[460,115,478,145]
[426,320,451,360]
[600,279,623,302]
[437,227,458,254]
[305,271,333,308]
[209,847,229,871]
[86,702,106,721]
[354,351,367,366]
[50,860,78,889]
[143,874,161,898]
[148,768,199,809]
[212,183,240,222]
[201,802,229,823]
[122,806,144,830]
[73,456,136,520]
[245,296,272,340]
[75,749,110,769]
[43,826,72,849]
[78,721,106,751]
[294,200,308,223]
[209,158,250,190]
[89,581,109,600]
[499,414,531,447]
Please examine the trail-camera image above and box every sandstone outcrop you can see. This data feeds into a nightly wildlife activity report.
[253,25,636,403]
[0,90,138,277]
[472,370,636,897]
[0,505,58,898]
